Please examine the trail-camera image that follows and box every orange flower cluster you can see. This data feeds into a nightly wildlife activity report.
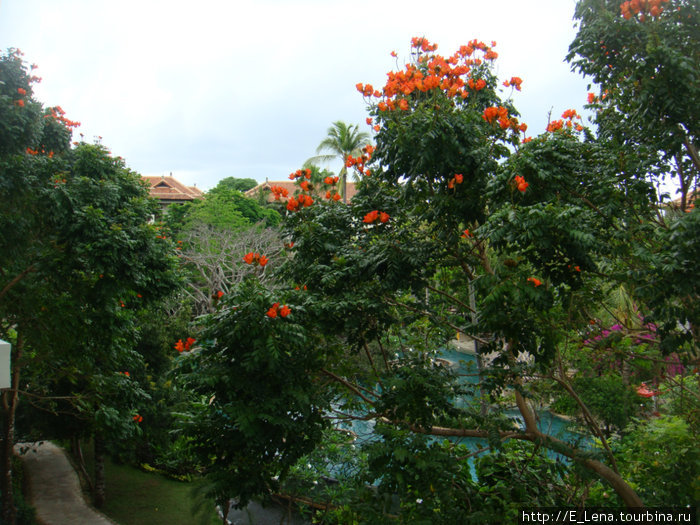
[461,229,473,238]
[503,76,523,91]
[547,109,584,133]
[346,144,375,177]
[514,175,529,193]
[270,185,289,200]
[17,87,27,95]
[482,106,525,132]
[357,37,504,111]
[527,277,543,287]
[286,193,314,212]
[447,173,463,189]
[174,337,196,352]
[324,175,339,185]
[266,302,291,318]
[45,106,80,129]
[468,78,487,91]
[133,414,143,423]
[363,210,390,224]
[621,0,669,19]
[288,168,312,181]
[14,99,24,107]
[411,36,438,53]
[243,252,269,266]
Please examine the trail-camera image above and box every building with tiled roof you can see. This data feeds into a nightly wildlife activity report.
[142,174,203,208]
[245,179,358,202]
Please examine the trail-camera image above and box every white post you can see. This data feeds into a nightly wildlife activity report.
[0,340,10,389]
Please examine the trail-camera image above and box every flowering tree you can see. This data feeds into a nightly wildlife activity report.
[568,0,699,209]
[0,49,180,520]
[178,5,698,518]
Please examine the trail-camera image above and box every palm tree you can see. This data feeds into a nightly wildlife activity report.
[306,121,371,203]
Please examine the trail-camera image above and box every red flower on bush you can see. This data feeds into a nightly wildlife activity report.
[267,302,291,318]
[363,210,379,223]
[514,175,529,193]
[527,277,543,287]
[243,252,269,266]
[133,414,143,423]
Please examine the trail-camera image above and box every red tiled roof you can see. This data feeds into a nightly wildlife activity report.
[142,176,203,202]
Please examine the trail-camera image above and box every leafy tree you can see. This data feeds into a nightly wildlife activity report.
[183,35,672,519]
[567,0,699,207]
[179,188,280,230]
[568,0,700,353]
[0,50,180,520]
[307,120,371,202]
[175,277,329,512]
[211,176,258,193]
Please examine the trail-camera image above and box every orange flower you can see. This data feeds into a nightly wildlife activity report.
[279,305,291,317]
[546,120,564,132]
[561,109,581,120]
[17,87,26,95]
[259,255,269,267]
[14,99,24,107]
[324,176,334,185]
[300,180,310,191]
[379,212,390,223]
[287,196,299,212]
[398,99,409,111]
[184,337,196,350]
[514,175,529,193]
[454,173,463,184]
[215,290,224,299]
[332,193,341,201]
[527,277,543,287]
[363,210,379,223]
[461,229,472,238]
[243,252,256,264]
[503,76,523,91]
[373,125,380,132]
[266,303,280,318]
[133,415,143,423]
[174,339,185,352]
[483,106,506,123]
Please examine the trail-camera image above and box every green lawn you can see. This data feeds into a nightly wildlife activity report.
[99,460,221,525]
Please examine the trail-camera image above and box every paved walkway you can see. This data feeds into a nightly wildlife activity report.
[15,441,116,525]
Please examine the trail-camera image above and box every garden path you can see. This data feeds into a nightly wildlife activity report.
[15,441,117,525]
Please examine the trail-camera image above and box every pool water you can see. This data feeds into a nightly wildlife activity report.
[334,346,583,478]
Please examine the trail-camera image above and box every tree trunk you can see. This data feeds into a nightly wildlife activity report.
[1,336,23,525]
[71,436,93,493]
[93,432,106,508]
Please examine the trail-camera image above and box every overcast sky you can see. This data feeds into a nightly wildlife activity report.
[1,0,592,191]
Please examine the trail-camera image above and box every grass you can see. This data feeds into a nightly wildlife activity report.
[94,459,221,525]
